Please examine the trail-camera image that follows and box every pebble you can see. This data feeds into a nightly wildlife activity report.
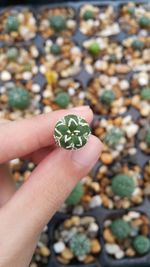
[101,153,113,165]
[91,239,101,253]
[53,241,65,253]
[115,249,125,259]
[22,71,32,80]
[80,216,95,225]
[1,70,11,81]
[103,228,115,243]
[61,248,74,260]
[88,222,99,233]
[40,246,50,257]
[125,124,139,138]
[105,243,121,255]
[128,211,140,219]
[89,195,102,208]
[73,205,84,215]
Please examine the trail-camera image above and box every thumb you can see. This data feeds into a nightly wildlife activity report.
[0,135,102,267]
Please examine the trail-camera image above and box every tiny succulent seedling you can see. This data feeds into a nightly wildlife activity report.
[6,16,20,32]
[145,129,150,146]
[6,47,18,61]
[83,10,94,20]
[8,87,30,110]
[133,235,150,255]
[140,88,150,101]
[54,114,91,150]
[100,90,115,106]
[65,182,84,205]
[54,92,70,108]
[49,15,66,32]
[69,233,91,257]
[88,42,100,56]
[104,127,124,148]
[110,219,131,239]
[111,174,135,198]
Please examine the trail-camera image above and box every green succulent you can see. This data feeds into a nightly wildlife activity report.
[49,15,66,32]
[104,127,124,148]
[145,129,150,146]
[139,16,150,28]
[100,90,115,106]
[109,54,117,63]
[88,42,100,56]
[110,219,131,239]
[140,88,150,101]
[133,235,150,255]
[65,182,84,205]
[6,47,18,61]
[111,174,135,198]
[54,92,70,108]
[6,16,20,32]
[127,6,135,14]
[54,114,91,150]
[69,233,91,257]
[8,87,30,110]
[50,44,61,55]
[83,10,94,20]
[131,40,144,50]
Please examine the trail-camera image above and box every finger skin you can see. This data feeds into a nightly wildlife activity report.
[0,107,93,163]
[0,135,102,267]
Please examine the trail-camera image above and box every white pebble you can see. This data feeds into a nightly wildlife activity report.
[88,222,99,233]
[104,220,112,227]
[43,106,52,113]
[85,64,94,74]
[68,87,75,96]
[79,92,85,99]
[128,211,140,219]
[32,84,41,93]
[46,39,53,47]
[89,195,102,208]
[105,244,120,255]
[53,241,65,253]
[1,71,11,81]
[66,19,76,29]
[125,124,139,138]
[56,37,64,46]
[31,47,39,58]
[120,80,129,90]
[22,72,32,80]
[39,65,46,74]
[115,249,125,259]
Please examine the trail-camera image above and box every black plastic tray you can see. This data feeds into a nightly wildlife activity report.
[0,1,150,267]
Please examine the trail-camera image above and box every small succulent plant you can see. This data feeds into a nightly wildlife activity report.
[54,92,70,108]
[133,235,150,255]
[65,182,84,205]
[110,219,131,239]
[6,47,18,61]
[100,90,116,106]
[83,10,94,20]
[140,88,150,101]
[69,233,91,257]
[111,174,135,198]
[88,42,100,56]
[6,16,20,32]
[50,44,61,55]
[145,129,150,146]
[8,87,30,110]
[54,114,91,150]
[104,127,124,148]
[131,39,144,50]
[139,16,150,28]
[49,15,66,32]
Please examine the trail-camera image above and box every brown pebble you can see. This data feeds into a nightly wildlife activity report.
[141,225,149,236]
[103,228,115,243]
[40,246,50,257]
[71,216,80,226]
[125,247,136,257]
[57,255,70,265]
[91,239,101,253]
[84,255,95,264]
[101,153,113,165]
[61,248,74,260]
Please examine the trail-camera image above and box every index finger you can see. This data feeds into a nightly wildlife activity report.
[0,106,93,163]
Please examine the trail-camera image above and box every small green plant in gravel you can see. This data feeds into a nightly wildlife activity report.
[66,182,84,205]
[6,16,20,32]
[6,47,18,61]
[111,174,135,198]
[83,10,94,20]
[110,219,131,239]
[49,15,66,32]
[69,233,91,257]
[104,127,124,148]
[8,87,30,110]
[140,88,150,101]
[145,129,150,146]
[54,92,70,108]
[133,235,150,255]
[100,90,116,106]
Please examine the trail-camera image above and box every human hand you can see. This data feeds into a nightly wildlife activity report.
[0,106,102,267]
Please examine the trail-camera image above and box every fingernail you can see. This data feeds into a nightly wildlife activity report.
[72,135,102,167]
[69,106,90,111]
